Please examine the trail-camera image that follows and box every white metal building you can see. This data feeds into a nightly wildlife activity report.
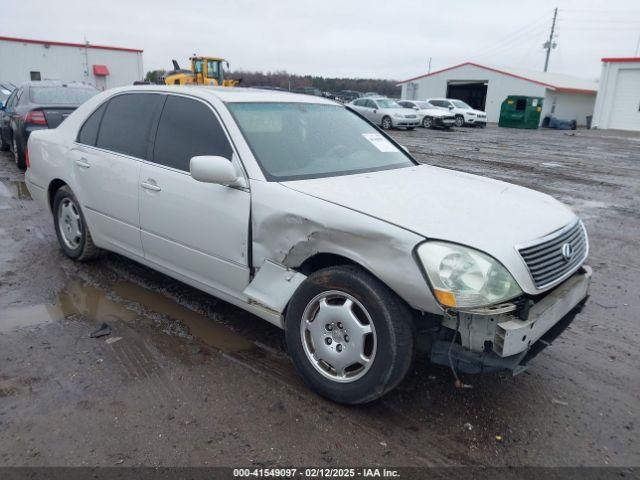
[592,57,640,131]
[0,36,144,90]
[398,62,598,126]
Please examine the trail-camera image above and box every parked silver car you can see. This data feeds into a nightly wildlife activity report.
[349,97,420,130]
[398,100,456,129]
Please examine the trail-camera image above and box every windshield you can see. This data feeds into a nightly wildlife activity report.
[228,102,414,181]
[375,99,401,109]
[451,100,471,109]
[30,86,98,105]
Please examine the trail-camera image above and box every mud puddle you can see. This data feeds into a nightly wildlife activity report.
[112,280,254,352]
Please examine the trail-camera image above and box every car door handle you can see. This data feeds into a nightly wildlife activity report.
[75,159,90,169]
[141,181,161,192]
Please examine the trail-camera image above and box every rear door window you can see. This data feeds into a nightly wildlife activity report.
[77,103,107,146]
[152,95,233,172]
[96,93,163,159]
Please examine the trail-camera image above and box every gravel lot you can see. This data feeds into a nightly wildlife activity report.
[0,125,638,468]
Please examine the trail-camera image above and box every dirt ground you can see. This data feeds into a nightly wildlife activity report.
[0,125,638,468]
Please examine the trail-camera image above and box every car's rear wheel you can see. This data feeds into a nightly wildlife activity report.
[53,186,101,261]
[285,265,415,404]
[12,135,26,170]
[422,116,433,128]
[381,116,392,130]
[455,115,465,127]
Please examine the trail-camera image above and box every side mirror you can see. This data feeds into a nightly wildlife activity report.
[373,109,377,113]
[0,101,4,110]
[401,145,410,153]
[412,106,419,110]
[448,105,454,110]
[190,155,245,187]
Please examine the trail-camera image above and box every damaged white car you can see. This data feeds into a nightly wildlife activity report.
[25,86,591,404]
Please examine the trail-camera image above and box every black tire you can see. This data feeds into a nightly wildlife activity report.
[285,265,416,405]
[422,116,433,128]
[52,186,102,261]
[454,115,465,128]
[381,116,392,130]
[12,134,26,170]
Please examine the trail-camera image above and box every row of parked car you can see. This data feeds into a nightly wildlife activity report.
[348,97,487,130]
[0,80,99,169]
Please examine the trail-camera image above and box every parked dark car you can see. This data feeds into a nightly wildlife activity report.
[0,80,98,169]
[334,90,362,103]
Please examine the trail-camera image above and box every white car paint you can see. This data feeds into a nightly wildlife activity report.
[25,85,589,379]
[397,100,456,128]
[426,98,487,126]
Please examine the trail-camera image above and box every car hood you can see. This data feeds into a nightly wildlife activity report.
[283,165,577,290]
[420,108,450,117]
[382,108,416,115]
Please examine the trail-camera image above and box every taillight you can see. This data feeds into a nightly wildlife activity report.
[25,147,30,169]
[25,110,47,126]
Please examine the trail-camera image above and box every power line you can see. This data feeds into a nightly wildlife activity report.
[466,10,554,59]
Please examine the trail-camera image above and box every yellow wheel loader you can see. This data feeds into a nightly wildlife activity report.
[163,56,240,87]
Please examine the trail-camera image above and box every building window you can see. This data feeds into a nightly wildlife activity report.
[30,71,41,81]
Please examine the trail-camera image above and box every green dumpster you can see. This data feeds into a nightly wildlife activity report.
[498,96,543,129]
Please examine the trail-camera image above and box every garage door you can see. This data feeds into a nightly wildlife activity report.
[609,69,640,131]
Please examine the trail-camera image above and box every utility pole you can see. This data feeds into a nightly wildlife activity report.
[427,57,432,74]
[543,8,558,72]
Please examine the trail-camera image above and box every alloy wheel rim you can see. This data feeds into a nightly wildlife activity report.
[424,117,432,127]
[300,290,377,383]
[456,117,464,127]
[57,198,83,250]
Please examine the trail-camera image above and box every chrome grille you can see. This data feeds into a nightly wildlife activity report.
[518,219,588,289]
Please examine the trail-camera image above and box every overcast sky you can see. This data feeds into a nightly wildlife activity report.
[5,0,640,81]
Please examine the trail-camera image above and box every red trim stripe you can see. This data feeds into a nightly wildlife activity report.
[601,57,640,63]
[0,35,143,53]
[397,61,597,95]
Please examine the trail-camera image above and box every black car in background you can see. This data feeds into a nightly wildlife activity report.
[0,80,98,169]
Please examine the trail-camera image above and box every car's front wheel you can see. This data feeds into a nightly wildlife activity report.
[285,265,415,404]
[52,186,101,261]
[381,116,392,130]
[422,116,433,128]
[455,115,465,127]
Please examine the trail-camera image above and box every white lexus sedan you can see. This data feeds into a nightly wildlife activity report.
[25,86,590,404]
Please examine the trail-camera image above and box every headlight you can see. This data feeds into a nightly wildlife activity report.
[467,112,476,116]
[417,242,522,309]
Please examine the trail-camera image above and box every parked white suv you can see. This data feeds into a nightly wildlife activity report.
[25,86,590,404]
[427,98,487,127]
[398,100,456,129]
[348,97,420,130]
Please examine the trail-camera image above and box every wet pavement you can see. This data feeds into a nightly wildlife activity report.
[0,125,638,467]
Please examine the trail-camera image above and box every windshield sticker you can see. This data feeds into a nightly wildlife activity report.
[362,133,399,153]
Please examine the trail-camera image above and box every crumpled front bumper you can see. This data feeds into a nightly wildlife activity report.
[430,265,592,374]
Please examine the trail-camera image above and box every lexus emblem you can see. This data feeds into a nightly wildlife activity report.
[561,243,573,261]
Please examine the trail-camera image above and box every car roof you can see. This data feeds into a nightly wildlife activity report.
[103,85,338,105]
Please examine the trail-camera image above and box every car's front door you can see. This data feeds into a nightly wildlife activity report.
[139,94,250,299]
[71,92,164,258]
[367,100,383,124]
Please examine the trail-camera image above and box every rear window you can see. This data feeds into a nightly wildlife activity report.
[30,86,98,105]
[96,93,163,159]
